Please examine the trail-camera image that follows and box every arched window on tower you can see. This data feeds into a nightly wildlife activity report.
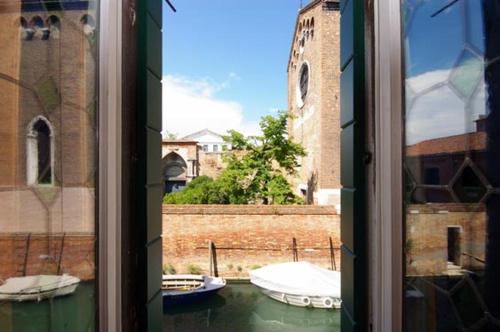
[19,17,32,40]
[80,14,96,36]
[47,15,61,40]
[311,17,315,39]
[30,16,49,40]
[27,116,54,186]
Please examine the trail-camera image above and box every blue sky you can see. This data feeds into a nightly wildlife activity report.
[162,0,304,137]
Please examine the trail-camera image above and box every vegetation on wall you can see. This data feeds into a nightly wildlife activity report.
[163,111,306,205]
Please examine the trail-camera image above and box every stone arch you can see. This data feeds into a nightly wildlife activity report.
[163,152,188,193]
[27,115,55,186]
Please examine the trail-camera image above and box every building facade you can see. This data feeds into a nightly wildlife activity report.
[287,0,341,207]
[161,129,227,193]
[0,1,97,277]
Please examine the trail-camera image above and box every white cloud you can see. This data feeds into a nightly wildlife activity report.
[162,74,261,138]
[406,68,487,145]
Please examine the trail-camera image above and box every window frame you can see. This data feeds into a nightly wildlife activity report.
[370,0,404,330]
[97,0,122,330]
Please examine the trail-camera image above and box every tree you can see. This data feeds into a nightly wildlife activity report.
[163,176,224,204]
[165,131,179,140]
[163,111,306,205]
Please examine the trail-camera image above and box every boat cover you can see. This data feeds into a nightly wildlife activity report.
[249,262,340,297]
[0,275,80,294]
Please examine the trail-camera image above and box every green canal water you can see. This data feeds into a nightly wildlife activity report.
[0,282,340,332]
[164,283,341,332]
[0,282,96,332]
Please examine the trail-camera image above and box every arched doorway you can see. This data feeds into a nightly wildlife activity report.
[163,152,188,193]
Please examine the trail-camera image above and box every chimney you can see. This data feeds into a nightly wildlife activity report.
[475,115,487,132]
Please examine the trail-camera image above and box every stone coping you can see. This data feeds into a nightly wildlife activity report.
[162,204,338,215]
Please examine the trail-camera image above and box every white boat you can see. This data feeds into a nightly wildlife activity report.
[0,274,80,302]
[249,262,341,309]
[162,274,226,306]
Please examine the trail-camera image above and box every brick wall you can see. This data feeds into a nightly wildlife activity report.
[406,204,486,276]
[0,234,95,281]
[162,204,341,277]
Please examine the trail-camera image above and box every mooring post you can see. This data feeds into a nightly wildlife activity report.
[57,233,66,275]
[292,237,298,262]
[208,240,213,276]
[22,233,31,277]
[329,237,336,271]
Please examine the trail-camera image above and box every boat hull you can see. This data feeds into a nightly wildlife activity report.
[162,287,221,306]
[259,287,341,309]
[0,283,79,302]
[0,275,80,302]
[162,275,226,307]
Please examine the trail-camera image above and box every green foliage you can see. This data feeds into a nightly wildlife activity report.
[186,264,202,275]
[163,176,224,204]
[163,263,176,275]
[163,111,306,205]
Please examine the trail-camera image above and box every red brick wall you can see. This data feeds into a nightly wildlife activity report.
[0,234,95,281]
[162,205,341,277]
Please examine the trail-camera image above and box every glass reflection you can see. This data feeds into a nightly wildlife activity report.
[0,1,98,330]
[404,0,500,330]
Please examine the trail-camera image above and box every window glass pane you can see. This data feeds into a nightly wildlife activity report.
[0,1,98,331]
[403,0,500,330]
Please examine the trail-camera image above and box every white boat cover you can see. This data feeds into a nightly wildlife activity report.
[249,262,341,297]
[0,274,80,295]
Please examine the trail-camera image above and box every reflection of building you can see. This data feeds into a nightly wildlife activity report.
[161,129,227,193]
[0,2,97,279]
[405,116,488,276]
[287,0,341,207]
[0,3,97,233]
[406,116,487,204]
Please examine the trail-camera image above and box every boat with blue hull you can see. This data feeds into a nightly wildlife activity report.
[162,274,226,307]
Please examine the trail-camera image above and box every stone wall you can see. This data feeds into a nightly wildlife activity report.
[0,234,95,281]
[162,204,341,277]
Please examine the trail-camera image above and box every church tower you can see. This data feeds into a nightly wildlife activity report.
[288,0,341,208]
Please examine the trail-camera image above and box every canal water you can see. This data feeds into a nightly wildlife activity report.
[164,283,341,332]
[0,282,95,332]
[0,282,340,331]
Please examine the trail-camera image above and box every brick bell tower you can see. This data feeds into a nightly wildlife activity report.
[287,0,341,209]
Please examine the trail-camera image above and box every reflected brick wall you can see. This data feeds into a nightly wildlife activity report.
[0,234,95,281]
[406,203,486,276]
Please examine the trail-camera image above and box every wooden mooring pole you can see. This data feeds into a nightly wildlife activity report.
[208,240,219,277]
[292,237,298,262]
[57,233,66,275]
[208,240,213,276]
[329,237,337,271]
[22,233,31,276]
